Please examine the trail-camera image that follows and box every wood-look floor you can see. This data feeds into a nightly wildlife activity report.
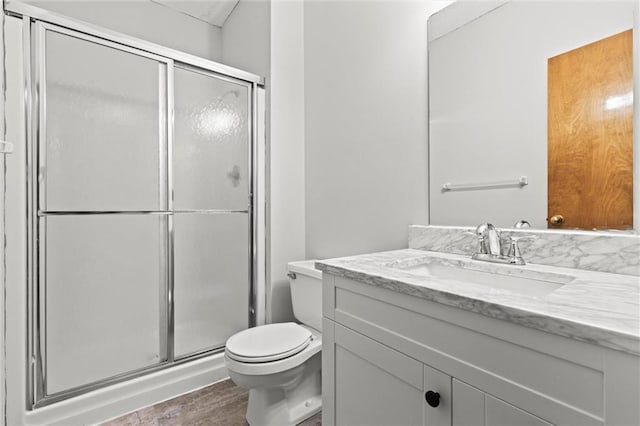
[100,379,322,426]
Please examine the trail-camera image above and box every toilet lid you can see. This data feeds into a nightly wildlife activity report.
[225,323,312,363]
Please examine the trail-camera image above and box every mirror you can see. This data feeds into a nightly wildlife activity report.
[428,0,637,231]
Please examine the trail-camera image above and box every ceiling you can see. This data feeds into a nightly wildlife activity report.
[151,0,240,27]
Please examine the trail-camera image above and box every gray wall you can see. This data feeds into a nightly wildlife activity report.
[304,1,450,259]
[268,0,305,322]
[22,1,223,60]
[222,0,270,78]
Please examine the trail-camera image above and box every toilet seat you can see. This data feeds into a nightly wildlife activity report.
[226,323,312,363]
[225,326,322,376]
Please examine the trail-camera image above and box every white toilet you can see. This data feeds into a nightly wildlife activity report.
[224,260,323,426]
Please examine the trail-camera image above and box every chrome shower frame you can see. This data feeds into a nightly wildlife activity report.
[6,1,265,409]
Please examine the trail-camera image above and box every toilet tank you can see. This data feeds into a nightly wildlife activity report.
[287,260,323,332]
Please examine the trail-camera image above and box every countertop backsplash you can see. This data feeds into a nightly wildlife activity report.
[409,225,640,276]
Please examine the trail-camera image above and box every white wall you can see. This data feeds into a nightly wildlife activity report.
[21,0,223,61]
[268,0,305,322]
[222,0,270,78]
[304,1,450,259]
[429,1,635,229]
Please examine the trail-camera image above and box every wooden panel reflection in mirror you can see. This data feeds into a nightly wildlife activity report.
[548,29,633,230]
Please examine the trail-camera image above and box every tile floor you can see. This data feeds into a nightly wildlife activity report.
[101,379,322,426]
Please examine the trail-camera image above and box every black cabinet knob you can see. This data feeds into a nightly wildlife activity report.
[425,390,440,407]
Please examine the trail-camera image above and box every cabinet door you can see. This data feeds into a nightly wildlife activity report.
[333,324,424,425]
[485,395,553,426]
[424,365,452,426]
[452,379,553,426]
[452,379,486,426]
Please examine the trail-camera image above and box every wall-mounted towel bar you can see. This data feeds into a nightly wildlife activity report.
[0,140,14,154]
[442,176,528,191]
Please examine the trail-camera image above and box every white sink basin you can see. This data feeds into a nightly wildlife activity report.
[393,260,575,298]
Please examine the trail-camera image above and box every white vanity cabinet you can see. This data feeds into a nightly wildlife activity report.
[322,274,640,426]
[328,320,550,426]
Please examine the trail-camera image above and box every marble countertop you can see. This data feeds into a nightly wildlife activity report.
[316,249,640,356]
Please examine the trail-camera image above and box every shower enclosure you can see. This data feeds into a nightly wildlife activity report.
[5,3,265,410]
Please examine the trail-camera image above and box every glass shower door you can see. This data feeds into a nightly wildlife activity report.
[173,66,252,358]
[31,21,257,405]
[39,26,170,395]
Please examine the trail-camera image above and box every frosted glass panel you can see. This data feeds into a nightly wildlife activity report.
[174,67,249,210]
[45,215,164,393]
[45,31,163,211]
[174,214,249,357]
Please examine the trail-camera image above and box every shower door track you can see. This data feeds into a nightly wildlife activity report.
[6,1,265,410]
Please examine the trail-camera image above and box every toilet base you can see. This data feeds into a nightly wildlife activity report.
[245,355,321,426]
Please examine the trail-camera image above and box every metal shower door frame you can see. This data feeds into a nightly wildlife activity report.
[12,5,263,409]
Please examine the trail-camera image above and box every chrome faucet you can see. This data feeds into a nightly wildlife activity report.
[470,223,531,265]
[475,223,502,256]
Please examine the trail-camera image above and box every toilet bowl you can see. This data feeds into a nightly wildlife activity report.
[224,260,322,426]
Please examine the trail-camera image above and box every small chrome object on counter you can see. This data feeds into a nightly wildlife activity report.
[513,220,531,229]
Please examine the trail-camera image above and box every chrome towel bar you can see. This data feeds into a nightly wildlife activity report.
[442,176,528,191]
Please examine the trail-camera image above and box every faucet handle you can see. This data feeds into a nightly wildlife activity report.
[507,235,537,265]
[465,230,487,254]
[507,238,525,265]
